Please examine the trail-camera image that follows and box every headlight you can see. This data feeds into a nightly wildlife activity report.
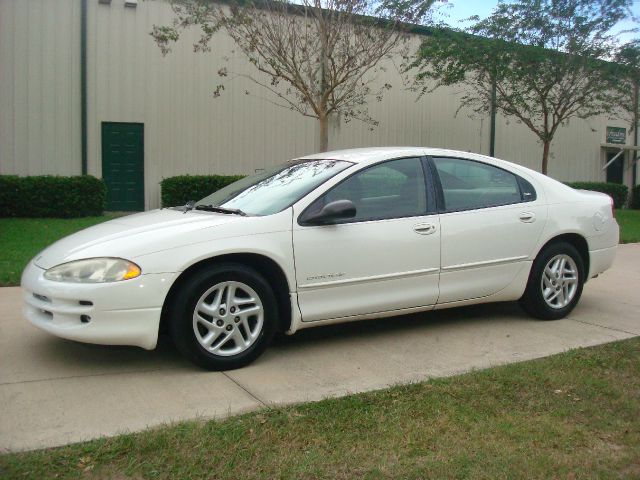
[44,258,141,283]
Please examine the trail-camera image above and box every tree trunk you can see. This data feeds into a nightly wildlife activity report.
[541,140,551,175]
[319,115,329,152]
[318,13,329,154]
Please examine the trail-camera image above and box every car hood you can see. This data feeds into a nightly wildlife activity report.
[33,209,245,270]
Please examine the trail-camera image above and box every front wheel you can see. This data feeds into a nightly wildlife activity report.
[168,263,278,370]
[519,242,585,320]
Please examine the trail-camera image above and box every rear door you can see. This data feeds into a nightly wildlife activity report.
[431,156,547,304]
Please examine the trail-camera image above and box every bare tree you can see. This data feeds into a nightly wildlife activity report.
[410,0,632,175]
[152,0,437,151]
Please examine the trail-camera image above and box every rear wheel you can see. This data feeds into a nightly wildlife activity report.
[519,242,585,320]
[168,263,278,370]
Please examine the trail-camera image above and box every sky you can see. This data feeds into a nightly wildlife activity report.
[437,0,639,43]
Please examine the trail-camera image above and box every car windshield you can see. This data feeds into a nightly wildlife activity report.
[195,159,353,216]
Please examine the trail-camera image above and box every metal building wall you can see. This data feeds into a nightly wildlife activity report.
[86,0,321,209]
[83,0,491,208]
[325,38,489,156]
[0,0,81,176]
[0,0,631,209]
[495,112,622,181]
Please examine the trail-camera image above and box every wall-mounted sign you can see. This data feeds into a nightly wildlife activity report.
[606,126,627,145]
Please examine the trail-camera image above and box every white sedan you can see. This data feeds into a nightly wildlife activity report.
[22,147,619,370]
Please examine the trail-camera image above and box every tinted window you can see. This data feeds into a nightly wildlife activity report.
[306,157,427,223]
[195,159,352,216]
[518,176,537,202]
[433,157,522,211]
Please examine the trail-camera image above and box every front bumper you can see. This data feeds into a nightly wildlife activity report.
[21,261,177,350]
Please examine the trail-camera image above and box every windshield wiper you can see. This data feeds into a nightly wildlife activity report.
[194,204,248,216]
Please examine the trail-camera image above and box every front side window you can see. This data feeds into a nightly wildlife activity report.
[433,157,522,212]
[304,157,428,223]
[195,159,352,216]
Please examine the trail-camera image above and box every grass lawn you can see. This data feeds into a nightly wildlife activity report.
[1,338,639,479]
[0,215,120,286]
[0,209,639,287]
[617,209,640,243]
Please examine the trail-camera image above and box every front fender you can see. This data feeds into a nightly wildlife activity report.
[131,209,296,292]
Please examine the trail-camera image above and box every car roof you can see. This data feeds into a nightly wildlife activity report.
[297,146,555,187]
[297,146,506,166]
[297,147,427,163]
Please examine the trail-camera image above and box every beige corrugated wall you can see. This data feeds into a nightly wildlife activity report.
[0,0,634,209]
[0,0,81,176]
[495,111,621,181]
[86,0,320,208]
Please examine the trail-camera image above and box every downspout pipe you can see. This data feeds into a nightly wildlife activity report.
[489,74,497,157]
[634,80,638,193]
[80,0,88,175]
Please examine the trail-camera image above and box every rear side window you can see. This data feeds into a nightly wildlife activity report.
[433,157,523,212]
[518,176,537,202]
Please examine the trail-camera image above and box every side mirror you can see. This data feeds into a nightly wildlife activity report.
[301,199,357,225]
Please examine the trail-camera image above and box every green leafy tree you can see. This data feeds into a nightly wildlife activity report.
[411,0,632,175]
[613,40,640,200]
[152,0,437,152]
[613,40,640,137]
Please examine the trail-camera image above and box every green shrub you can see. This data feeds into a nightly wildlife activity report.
[565,182,628,209]
[632,185,640,210]
[0,175,106,218]
[160,175,245,207]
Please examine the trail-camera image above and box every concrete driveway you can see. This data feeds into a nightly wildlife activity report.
[1,244,639,452]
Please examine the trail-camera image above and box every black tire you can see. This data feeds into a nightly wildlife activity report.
[519,241,585,320]
[168,263,278,370]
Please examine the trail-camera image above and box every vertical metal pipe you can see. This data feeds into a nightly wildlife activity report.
[633,80,638,190]
[489,75,497,157]
[81,0,88,175]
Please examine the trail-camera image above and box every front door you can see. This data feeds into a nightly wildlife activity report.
[292,157,441,322]
[101,122,145,211]
[606,151,624,184]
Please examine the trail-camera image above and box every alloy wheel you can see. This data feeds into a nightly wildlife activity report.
[540,254,579,309]
[192,281,264,356]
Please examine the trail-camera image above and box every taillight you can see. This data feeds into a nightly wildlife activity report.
[610,196,615,219]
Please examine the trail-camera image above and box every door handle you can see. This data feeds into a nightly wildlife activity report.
[413,223,437,235]
[519,212,536,223]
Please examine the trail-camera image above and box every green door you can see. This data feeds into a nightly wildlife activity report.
[101,122,145,211]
